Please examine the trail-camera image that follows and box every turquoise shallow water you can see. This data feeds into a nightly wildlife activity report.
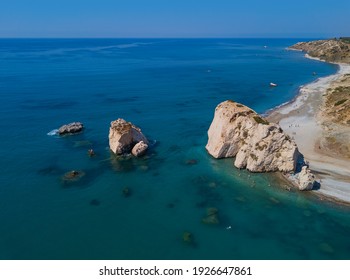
[0,38,349,259]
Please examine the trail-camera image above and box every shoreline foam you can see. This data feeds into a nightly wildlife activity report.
[267,54,350,204]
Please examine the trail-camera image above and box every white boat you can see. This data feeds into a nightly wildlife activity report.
[270,82,277,87]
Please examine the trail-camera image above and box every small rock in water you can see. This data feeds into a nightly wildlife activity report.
[62,170,85,182]
[58,122,84,135]
[90,199,100,206]
[88,149,95,157]
[202,207,219,224]
[122,187,131,197]
[182,231,193,243]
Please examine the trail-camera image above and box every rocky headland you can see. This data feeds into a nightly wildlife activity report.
[206,100,316,191]
[289,38,350,63]
[206,100,300,172]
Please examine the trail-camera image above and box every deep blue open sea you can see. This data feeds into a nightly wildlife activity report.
[0,38,349,260]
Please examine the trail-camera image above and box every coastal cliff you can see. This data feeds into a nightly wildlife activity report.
[206,100,300,173]
[290,38,350,63]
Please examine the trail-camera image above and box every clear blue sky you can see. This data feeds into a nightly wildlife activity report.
[0,0,349,38]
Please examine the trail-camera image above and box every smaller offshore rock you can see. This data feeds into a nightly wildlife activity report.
[202,207,220,224]
[58,122,84,135]
[109,118,149,155]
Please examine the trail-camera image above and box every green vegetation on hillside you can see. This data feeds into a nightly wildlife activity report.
[253,116,270,125]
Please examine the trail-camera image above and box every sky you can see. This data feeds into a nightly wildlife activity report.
[0,0,349,38]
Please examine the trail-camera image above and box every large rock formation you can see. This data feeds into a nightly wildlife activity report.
[206,100,300,172]
[58,122,84,135]
[290,39,350,63]
[297,166,316,191]
[109,118,149,155]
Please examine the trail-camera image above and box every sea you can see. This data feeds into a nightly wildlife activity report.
[0,38,348,260]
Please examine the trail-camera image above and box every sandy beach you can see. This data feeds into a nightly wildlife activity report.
[268,59,350,203]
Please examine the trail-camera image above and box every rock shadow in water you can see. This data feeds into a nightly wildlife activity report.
[107,149,163,174]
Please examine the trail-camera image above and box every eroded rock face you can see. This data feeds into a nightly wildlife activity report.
[206,100,300,172]
[109,118,149,155]
[58,122,84,135]
[298,166,316,191]
[131,141,148,157]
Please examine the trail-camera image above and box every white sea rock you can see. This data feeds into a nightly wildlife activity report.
[206,100,300,172]
[131,141,149,157]
[109,118,148,155]
[298,166,316,191]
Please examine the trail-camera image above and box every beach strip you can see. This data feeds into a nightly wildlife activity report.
[268,59,350,203]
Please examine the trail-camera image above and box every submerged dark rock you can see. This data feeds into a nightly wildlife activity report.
[185,159,198,165]
[202,207,220,224]
[62,170,85,183]
[122,187,131,197]
[90,199,100,206]
[182,232,193,243]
